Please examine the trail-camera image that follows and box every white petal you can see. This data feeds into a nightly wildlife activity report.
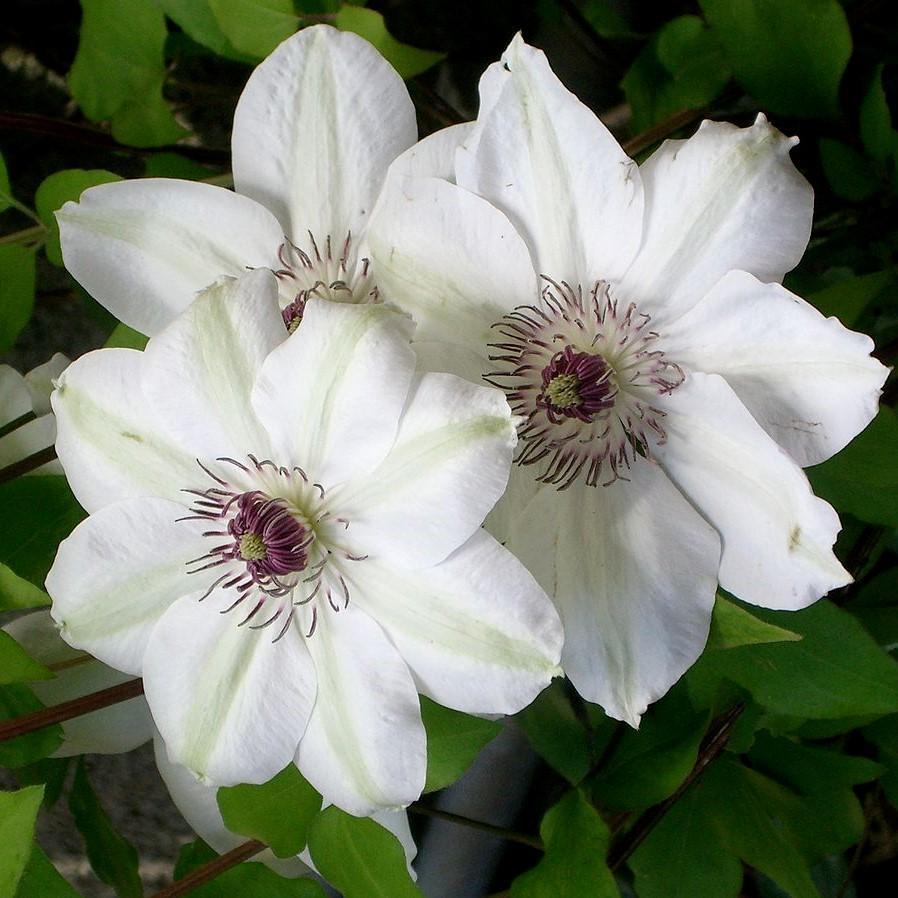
[46,498,206,675]
[337,372,516,569]
[142,270,283,460]
[3,611,152,756]
[506,461,719,725]
[144,593,316,786]
[382,123,475,186]
[296,605,425,815]
[0,365,30,425]
[232,24,416,242]
[153,735,313,878]
[655,373,851,609]
[0,416,60,475]
[25,353,70,415]
[352,529,561,714]
[662,270,888,466]
[251,300,416,487]
[368,175,538,347]
[618,115,813,324]
[455,34,643,283]
[51,348,199,510]
[57,179,284,336]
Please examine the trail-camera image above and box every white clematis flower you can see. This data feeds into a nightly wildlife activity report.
[0,353,69,474]
[368,35,889,726]
[45,269,562,815]
[4,610,417,880]
[55,24,421,338]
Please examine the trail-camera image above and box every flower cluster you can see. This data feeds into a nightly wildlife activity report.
[45,22,886,832]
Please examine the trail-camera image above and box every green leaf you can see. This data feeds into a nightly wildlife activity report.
[0,786,44,898]
[421,696,502,792]
[159,0,249,61]
[0,244,36,352]
[217,765,321,859]
[105,323,149,350]
[0,476,86,586]
[706,593,801,651]
[515,680,596,784]
[699,0,851,119]
[864,714,898,806]
[69,0,186,147]
[819,138,880,202]
[335,6,444,79]
[208,0,298,59]
[809,407,898,529]
[0,684,62,767]
[0,153,13,213]
[307,806,423,898]
[35,169,122,267]
[0,631,52,685]
[14,843,81,898]
[590,686,706,810]
[174,839,327,897]
[142,152,214,181]
[688,600,898,718]
[510,790,616,898]
[807,270,893,326]
[630,779,742,898]
[0,564,51,612]
[621,16,730,132]
[69,759,143,898]
[860,66,898,164]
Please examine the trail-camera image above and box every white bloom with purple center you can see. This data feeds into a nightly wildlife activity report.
[55,24,419,338]
[45,269,562,815]
[368,35,889,725]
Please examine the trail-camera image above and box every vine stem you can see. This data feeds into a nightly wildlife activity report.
[0,223,46,247]
[0,679,144,743]
[606,702,745,870]
[150,840,265,897]
[409,804,543,850]
[0,445,58,485]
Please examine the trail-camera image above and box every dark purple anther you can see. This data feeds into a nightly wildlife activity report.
[536,346,617,423]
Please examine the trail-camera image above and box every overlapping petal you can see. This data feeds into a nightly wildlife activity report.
[144,593,317,786]
[296,606,425,816]
[57,179,284,336]
[663,270,888,466]
[618,115,813,325]
[51,348,199,510]
[337,372,517,569]
[233,24,417,242]
[251,300,416,487]
[506,461,719,725]
[455,34,644,283]
[352,529,561,714]
[46,498,206,675]
[369,175,538,348]
[143,270,283,460]
[654,373,851,610]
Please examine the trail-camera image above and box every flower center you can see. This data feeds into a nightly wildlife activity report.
[274,231,378,332]
[180,456,369,641]
[486,278,684,489]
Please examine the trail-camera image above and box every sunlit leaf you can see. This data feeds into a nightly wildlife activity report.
[421,696,502,793]
[208,0,298,59]
[0,632,52,685]
[217,765,321,858]
[307,806,423,898]
[706,593,801,651]
[0,564,51,612]
[0,786,44,898]
[159,0,250,61]
[0,245,36,352]
[14,843,81,898]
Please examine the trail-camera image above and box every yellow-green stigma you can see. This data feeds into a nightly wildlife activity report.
[544,373,582,410]
[239,532,268,562]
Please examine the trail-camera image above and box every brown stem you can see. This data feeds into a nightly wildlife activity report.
[607,702,745,871]
[0,446,57,484]
[0,111,228,165]
[408,804,543,851]
[622,107,708,157]
[0,679,144,744]
[150,840,265,897]
[0,411,37,440]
